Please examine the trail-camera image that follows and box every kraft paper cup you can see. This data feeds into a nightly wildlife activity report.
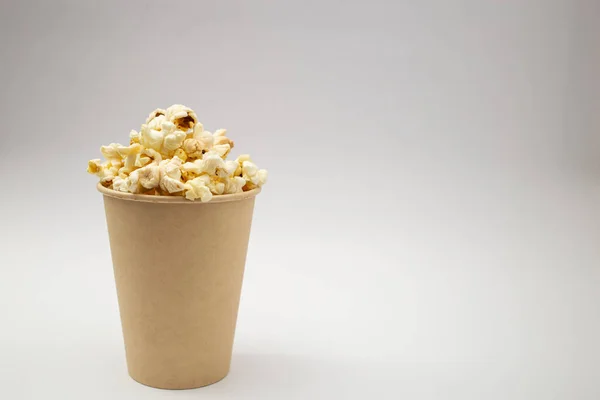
[97,183,260,389]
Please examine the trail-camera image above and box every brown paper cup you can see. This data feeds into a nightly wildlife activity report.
[97,183,261,389]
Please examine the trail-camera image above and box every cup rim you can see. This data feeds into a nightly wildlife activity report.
[97,183,261,204]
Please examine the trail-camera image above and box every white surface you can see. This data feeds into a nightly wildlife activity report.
[1,179,599,399]
[0,1,599,399]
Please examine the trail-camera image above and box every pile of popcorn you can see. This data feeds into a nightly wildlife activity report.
[87,105,267,201]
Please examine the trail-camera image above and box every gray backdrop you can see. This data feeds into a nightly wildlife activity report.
[0,1,599,399]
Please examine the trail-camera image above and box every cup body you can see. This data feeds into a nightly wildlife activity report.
[99,185,260,389]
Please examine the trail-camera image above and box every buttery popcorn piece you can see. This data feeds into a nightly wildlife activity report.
[140,126,164,152]
[126,169,142,193]
[163,130,187,152]
[213,129,235,149]
[100,143,122,161]
[138,164,160,189]
[193,128,213,149]
[201,151,226,175]
[143,148,163,162]
[181,160,203,175]
[130,130,140,144]
[87,159,102,174]
[184,175,213,202]
[212,143,231,158]
[159,157,185,193]
[224,176,246,194]
[146,108,166,124]
[173,148,188,162]
[182,138,204,159]
[257,169,268,186]
[112,176,128,192]
[207,176,226,195]
[218,160,238,178]
[165,104,198,132]
[241,161,268,187]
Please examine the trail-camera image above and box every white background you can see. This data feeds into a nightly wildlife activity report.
[0,1,599,399]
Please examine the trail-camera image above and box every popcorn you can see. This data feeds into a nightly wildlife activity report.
[138,164,160,189]
[163,130,187,152]
[143,148,162,163]
[88,104,267,201]
[114,169,142,193]
[118,166,134,178]
[213,129,234,149]
[121,144,144,170]
[193,128,213,148]
[110,159,123,169]
[145,108,166,124]
[159,157,185,193]
[147,114,166,131]
[224,176,246,194]
[165,104,198,132]
[116,143,143,158]
[181,170,197,182]
[218,160,238,178]
[242,161,258,178]
[234,154,251,176]
[100,143,122,161]
[134,154,152,168]
[140,127,164,152]
[94,161,118,185]
[201,151,226,175]
[161,175,185,193]
[181,160,204,175]
[213,144,231,157]
[189,121,203,139]
[207,176,226,195]
[181,151,225,176]
[129,130,141,144]
[173,148,188,162]
[112,176,128,192]
[184,175,213,202]
[182,138,204,159]
[241,161,268,188]
[257,169,268,186]
[160,121,176,135]
[236,154,252,164]
[87,159,102,174]
[127,169,141,193]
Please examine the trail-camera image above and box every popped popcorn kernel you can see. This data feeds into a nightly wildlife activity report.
[138,164,160,189]
[159,157,185,193]
[207,176,226,195]
[100,143,122,161]
[166,104,198,132]
[163,130,187,153]
[218,160,238,178]
[257,169,268,187]
[182,138,204,159]
[140,126,164,151]
[112,176,128,192]
[213,129,235,149]
[87,159,102,174]
[129,130,141,144]
[193,130,214,150]
[224,176,246,194]
[88,104,267,200]
[145,108,166,124]
[143,148,163,163]
[181,169,197,182]
[185,177,213,202]
[173,148,188,162]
